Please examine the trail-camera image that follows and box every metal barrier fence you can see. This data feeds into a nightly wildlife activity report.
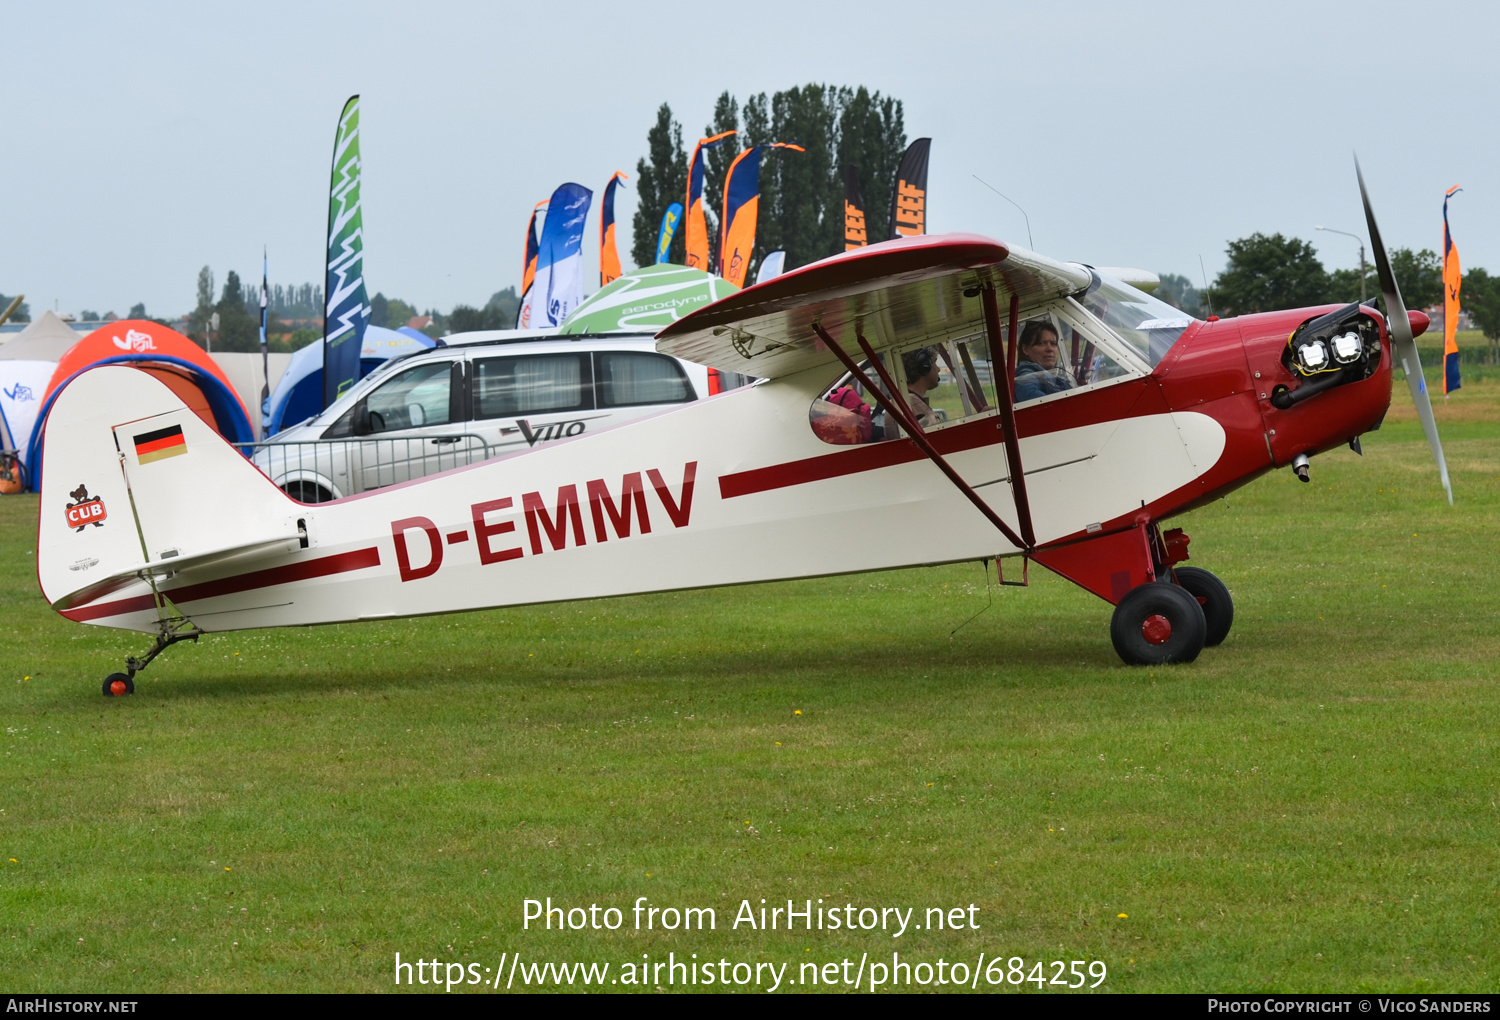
[234,434,493,502]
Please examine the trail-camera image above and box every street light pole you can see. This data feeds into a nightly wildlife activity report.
[1317,225,1367,304]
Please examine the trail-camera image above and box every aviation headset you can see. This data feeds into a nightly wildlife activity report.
[902,346,936,382]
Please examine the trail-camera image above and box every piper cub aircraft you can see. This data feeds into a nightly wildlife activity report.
[38,167,1450,693]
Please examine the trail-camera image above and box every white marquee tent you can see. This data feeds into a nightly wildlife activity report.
[0,311,81,463]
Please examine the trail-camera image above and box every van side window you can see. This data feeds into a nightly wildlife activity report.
[323,361,453,438]
[594,352,693,407]
[472,353,591,419]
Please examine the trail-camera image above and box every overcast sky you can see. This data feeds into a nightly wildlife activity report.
[3,0,1496,319]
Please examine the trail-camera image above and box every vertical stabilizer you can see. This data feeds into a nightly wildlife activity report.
[38,366,301,611]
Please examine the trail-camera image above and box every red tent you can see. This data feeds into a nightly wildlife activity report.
[28,320,254,488]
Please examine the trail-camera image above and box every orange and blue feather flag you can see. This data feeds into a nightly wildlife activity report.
[521,199,546,300]
[1442,184,1462,396]
[600,172,628,287]
[684,131,735,271]
[718,143,803,289]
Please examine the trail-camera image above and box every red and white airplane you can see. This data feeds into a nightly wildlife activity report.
[36,167,1449,693]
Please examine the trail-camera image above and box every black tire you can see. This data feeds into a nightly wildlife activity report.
[1110,581,1207,666]
[1173,566,1233,647]
[281,481,334,504]
[103,673,135,696]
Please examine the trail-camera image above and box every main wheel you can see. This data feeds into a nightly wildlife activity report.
[1110,582,1207,666]
[103,673,135,696]
[1173,566,1233,646]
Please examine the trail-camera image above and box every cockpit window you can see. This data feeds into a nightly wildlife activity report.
[1078,272,1195,367]
[809,298,1148,445]
[810,335,1003,446]
[1014,305,1130,403]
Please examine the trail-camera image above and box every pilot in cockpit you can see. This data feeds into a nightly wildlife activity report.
[1013,321,1075,401]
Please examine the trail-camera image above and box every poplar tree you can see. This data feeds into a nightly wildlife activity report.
[630,104,689,269]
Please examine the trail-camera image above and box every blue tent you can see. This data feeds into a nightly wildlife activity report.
[262,325,434,436]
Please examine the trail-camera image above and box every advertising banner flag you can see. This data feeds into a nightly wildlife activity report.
[529,182,593,328]
[656,202,683,264]
[323,95,370,407]
[888,137,931,240]
[1443,185,1463,396]
[719,144,803,290]
[843,164,868,250]
[600,172,628,287]
[755,250,786,285]
[684,131,736,271]
[517,199,547,328]
[259,248,269,428]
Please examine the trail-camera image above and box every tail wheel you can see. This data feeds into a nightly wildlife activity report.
[1110,581,1207,666]
[102,673,134,697]
[1173,566,1234,646]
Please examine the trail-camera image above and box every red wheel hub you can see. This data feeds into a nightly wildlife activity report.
[1141,614,1173,645]
[110,680,128,696]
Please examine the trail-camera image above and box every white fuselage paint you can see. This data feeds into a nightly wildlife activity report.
[39,366,1225,634]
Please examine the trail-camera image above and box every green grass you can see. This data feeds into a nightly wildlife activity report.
[2,381,1499,993]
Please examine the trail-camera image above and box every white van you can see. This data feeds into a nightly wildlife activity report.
[252,331,743,502]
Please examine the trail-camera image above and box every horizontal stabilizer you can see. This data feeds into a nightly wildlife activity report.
[656,232,1091,378]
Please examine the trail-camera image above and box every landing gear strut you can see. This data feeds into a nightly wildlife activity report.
[102,620,201,696]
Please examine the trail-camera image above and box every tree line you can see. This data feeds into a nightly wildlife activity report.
[1154,233,1500,359]
[178,266,520,352]
[631,85,907,279]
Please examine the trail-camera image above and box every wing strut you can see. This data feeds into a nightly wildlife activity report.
[983,287,1036,549]
[1005,291,1020,398]
[810,322,1031,553]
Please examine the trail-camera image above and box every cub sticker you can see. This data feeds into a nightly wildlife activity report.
[65,484,107,531]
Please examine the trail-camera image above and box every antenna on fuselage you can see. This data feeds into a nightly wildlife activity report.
[972,175,1034,250]
[1198,254,1215,318]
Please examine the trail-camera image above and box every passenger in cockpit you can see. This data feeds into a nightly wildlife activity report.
[1013,321,1074,401]
[901,346,944,429]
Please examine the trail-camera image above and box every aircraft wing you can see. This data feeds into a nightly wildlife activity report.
[655,233,1091,378]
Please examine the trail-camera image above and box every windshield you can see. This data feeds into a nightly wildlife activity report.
[1078,272,1196,367]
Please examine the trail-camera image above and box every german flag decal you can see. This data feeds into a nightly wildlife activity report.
[133,424,187,464]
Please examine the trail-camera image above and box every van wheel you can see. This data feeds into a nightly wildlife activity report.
[281,481,334,503]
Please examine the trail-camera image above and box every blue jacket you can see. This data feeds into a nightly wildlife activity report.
[1013,361,1074,402]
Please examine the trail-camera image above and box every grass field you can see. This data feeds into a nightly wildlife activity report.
[2,375,1497,994]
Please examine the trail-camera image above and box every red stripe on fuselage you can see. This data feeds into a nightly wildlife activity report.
[58,547,382,622]
[719,378,1160,499]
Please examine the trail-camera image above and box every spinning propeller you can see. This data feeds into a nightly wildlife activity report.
[1356,158,1454,505]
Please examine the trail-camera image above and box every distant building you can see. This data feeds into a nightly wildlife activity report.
[1424,304,1474,334]
[408,315,433,331]
[1,317,97,335]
